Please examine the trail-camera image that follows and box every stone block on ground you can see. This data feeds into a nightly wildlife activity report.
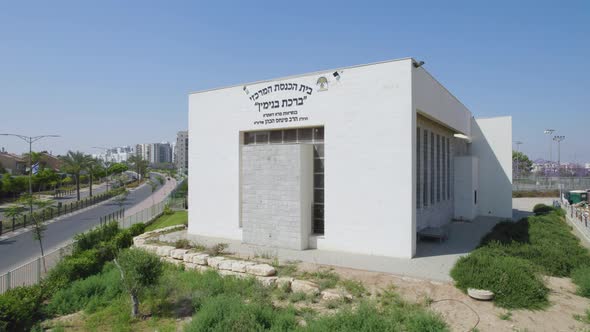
[277,277,294,290]
[217,260,236,271]
[184,262,199,270]
[246,264,276,276]
[256,276,278,287]
[231,261,256,273]
[192,253,210,265]
[291,280,320,295]
[162,257,183,266]
[218,270,247,278]
[183,252,200,263]
[207,256,226,269]
[170,249,189,260]
[321,289,353,301]
[156,246,176,257]
[141,245,159,253]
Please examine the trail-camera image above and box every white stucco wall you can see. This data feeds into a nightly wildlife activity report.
[470,116,513,218]
[413,68,472,136]
[189,59,416,258]
[188,58,511,259]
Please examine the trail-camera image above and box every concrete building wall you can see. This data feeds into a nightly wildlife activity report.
[470,116,513,218]
[190,59,416,258]
[188,58,512,259]
[241,144,312,250]
[176,131,188,173]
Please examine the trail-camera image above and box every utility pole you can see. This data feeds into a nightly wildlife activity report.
[553,135,565,199]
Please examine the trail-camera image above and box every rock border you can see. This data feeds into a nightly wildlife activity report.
[132,229,352,301]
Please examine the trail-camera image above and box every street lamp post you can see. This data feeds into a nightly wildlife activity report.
[0,134,60,219]
[514,140,523,181]
[92,147,111,192]
[544,129,555,176]
[553,135,566,199]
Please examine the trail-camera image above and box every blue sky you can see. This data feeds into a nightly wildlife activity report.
[0,1,588,162]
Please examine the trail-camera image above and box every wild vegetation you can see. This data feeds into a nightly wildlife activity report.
[42,261,448,331]
[0,221,142,331]
[451,204,590,309]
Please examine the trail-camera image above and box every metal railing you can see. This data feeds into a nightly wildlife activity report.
[513,177,590,191]
[0,189,124,236]
[562,199,590,242]
[0,244,73,294]
[0,178,186,294]
[119,179,186,228]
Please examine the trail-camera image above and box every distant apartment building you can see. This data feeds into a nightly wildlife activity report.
[175,131,188,174]
[93,146,135,163]
[0,149,26,175]
[136,142,173,166]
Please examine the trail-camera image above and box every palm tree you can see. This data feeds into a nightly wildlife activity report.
[4,204,25,226]
[59,151,91,201]
[86,158,104,197]
[128,155,148,184]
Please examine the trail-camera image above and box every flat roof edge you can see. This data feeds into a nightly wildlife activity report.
[188,57,415,95]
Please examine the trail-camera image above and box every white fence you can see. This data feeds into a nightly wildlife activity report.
[0,178,186,295]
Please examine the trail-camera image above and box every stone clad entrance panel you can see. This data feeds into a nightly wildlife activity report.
[241,144,313,250]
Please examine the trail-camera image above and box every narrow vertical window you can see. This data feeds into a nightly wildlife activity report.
[416,127,421,209]
[447,137,451,199]
[430,132,434,205]
[423,130,428,207]
[442,137,446,201]
[436,134,441,203]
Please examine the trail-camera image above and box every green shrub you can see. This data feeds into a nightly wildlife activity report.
[128,222,146,237]
[572,266,590,298]
[112,229,133,249]
[46,263,123,315]
[163,204,174,215]
[478,212,590,277]
[0,284,44,331]
[74,222,120,254]
[175,238,192,249]
[206,243,229,256]
[533,204,555,215]
[304,300,448,332]
[115,248,164,317]
[299,268,340,290]
[451,250,548,309]
[340,279,369,298]
[45,249,104,292]
[184,294,299,332]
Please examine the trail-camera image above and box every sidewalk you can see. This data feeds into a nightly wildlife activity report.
[124,176,178,217]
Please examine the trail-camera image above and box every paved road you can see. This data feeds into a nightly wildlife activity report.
[0,182,109,220]
[0,176,164,274]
